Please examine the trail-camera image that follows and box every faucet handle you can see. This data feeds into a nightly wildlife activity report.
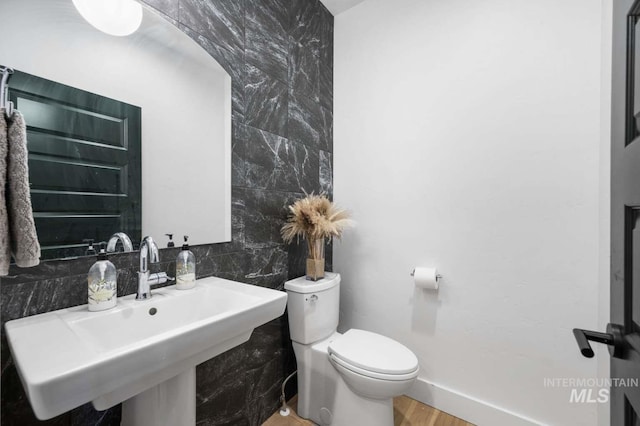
[148,272,172,286]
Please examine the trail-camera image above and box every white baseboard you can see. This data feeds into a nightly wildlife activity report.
[405,378,544,426]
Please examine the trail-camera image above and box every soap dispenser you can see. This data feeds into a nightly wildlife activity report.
[88,243,117,311]
[83,238,97,256]
[175,235,195,290]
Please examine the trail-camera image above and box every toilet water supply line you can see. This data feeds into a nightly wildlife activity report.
[279,370,298,416]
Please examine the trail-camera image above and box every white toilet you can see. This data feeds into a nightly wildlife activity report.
[285,273,419,426]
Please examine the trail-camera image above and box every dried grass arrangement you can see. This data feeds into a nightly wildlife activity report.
[281,193,353,280]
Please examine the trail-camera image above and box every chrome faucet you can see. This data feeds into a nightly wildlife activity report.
[106,232,133,253]
[136,236,170,300]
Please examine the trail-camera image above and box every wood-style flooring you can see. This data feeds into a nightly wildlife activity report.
[262,395,474,426]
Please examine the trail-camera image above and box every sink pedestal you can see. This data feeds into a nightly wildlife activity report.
[121,368,196,426]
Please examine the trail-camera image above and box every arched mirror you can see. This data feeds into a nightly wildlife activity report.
[0,0,232,260]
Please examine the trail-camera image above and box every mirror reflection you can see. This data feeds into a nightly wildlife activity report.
[0,0,232,260]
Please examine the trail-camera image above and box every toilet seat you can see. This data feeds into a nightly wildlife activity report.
[329,353,419,381]
[328,329,419,380]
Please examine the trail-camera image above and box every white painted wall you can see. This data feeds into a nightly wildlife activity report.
[0,0,231,247]
[320,0,368,15]
[334,0,609,424]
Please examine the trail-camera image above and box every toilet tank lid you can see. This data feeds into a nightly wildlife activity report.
[284,272,340,294]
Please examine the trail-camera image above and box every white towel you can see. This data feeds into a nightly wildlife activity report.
[0,109,9,275]
[2,110,40,275]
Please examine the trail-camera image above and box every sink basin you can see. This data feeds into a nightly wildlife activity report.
[5,277,287,422]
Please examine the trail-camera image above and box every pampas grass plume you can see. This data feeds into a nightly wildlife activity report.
[281,194,354,245]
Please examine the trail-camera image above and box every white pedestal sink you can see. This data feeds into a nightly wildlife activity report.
[4,277,287,424]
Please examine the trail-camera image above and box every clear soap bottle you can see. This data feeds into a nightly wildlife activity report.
[176,235,196,290]
[88,245,117,311]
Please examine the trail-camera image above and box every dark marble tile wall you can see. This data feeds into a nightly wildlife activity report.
[0,0,333,424]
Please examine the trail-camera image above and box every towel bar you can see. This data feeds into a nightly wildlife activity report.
[0,65,15,119]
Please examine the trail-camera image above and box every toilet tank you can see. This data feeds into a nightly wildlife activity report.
[284,273,341,344]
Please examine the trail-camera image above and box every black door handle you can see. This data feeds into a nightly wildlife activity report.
[573,324,624,358]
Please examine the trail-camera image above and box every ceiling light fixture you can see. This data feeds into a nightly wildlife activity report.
[72,0,143,37]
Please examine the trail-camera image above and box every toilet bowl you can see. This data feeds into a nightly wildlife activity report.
[285,273,419,426]
[329,329,419,400]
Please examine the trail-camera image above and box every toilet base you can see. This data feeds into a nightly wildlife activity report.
[331,373,394,426]
[292,335,399,426]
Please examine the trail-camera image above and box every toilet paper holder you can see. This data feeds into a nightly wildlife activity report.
[410,269,443,281]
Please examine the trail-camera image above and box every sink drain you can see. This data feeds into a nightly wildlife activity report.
[149,307,157,316]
